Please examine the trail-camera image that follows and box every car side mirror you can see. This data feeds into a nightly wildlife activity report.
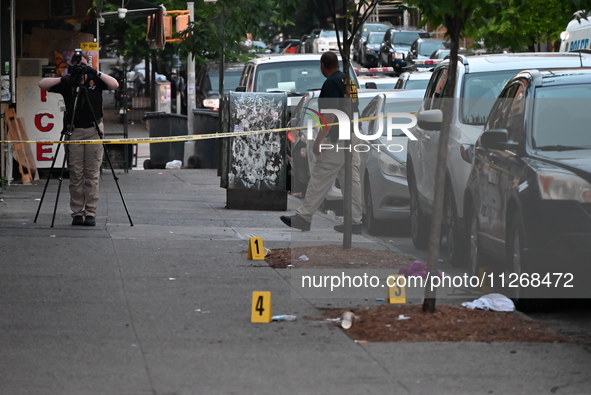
[480,129,509,150]
[235,86,246,92]
[365,82,377,89]
[416,109,442,130]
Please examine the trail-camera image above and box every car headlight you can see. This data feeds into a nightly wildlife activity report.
[537,171,591,202]
[317,40,327,45]
[202,98,219,110]
[379,152,406,178]
[394,52,405,60]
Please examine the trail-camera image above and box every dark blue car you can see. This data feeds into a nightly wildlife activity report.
[464,68,591,301]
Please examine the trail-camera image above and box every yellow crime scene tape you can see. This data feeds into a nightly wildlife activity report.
[0,113,405,145]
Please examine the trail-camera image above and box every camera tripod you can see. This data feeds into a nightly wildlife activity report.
[34,76,133,227]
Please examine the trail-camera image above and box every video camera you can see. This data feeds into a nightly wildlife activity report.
[67,49,89,79]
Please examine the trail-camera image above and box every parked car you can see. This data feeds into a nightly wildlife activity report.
[359,75,399,90]
[236,54,360,115]
[357,90,425,234]
[300,29,321,53]
[430,48,451,60]
[407,38,449,69]
[287,89,385,203]
[407,52,591,267]
[464,68,591,300]
[379,28,431,74]
[394,71,432,91]
[359,31,386,68]
[195,63,244,110]
[313,29,344,53]
[353,22,392,61]
[249,40,271,54]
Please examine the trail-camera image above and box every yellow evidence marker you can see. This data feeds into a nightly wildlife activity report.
[251,291,272,323]
[387,275,406,304]
[248,237,265,260]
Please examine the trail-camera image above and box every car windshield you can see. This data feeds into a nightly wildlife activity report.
[531,85,591,150]
[254,60,357,95]
[208,71,242,94]
[405,79,430,90]
[368,32,385,44]
[418,41,446,57]
[461,70,521,125]
[393,32,429,46]
[320,30,337,37]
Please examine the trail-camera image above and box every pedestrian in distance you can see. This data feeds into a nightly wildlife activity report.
[38,51,119,226]
[280,51,364,234]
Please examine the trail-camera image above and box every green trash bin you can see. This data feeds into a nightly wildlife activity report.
[144,112,188,169]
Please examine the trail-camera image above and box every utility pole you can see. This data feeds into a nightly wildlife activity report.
[186,2,195,134]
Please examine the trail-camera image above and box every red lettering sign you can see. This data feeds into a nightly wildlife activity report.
[34,113,54,132]
[36,143,53,161]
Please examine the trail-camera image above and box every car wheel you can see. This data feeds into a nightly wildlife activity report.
[468,207,484,276]
[506,214,526,304]
[409,171,429,249]
[444,185,468,267]
[143,159,153,170]
[364,179,379,235]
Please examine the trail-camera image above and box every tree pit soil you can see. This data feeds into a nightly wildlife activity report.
[321,305,576,343]
[265,245,580,343]
[265,244,415,269]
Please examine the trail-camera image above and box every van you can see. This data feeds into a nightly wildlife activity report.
[560,12,591,52]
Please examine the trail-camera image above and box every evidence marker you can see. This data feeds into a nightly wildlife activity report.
[251,291,272,323]
[387,274,406,304]
[247,237,265,260]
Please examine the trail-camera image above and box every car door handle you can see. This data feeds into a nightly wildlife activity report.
[423,134,431,141]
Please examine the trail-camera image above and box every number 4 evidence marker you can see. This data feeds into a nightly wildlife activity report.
[251,291,272,323]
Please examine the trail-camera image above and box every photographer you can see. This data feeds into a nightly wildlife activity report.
[38,51,119,226]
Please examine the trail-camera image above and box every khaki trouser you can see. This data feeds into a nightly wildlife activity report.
[67,124,103,217]
[295,137,363,225]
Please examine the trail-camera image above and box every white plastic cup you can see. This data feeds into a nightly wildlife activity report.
[341,311,355,329]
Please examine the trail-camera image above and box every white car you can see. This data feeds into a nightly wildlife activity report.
[407,52,591,267]
[236,53,360,115]
[357,90,424,234]
[394,71,432,91]
[288,89,386,203]
[313,30,340,53]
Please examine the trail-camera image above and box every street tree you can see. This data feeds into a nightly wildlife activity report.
[405,0,499,313]
[324,0,383,249]
[475,0,577,52]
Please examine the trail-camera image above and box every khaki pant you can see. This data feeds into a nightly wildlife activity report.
[295,138,363,225]
[67,124,103,217]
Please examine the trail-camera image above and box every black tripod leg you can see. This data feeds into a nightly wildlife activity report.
[34,134,66,223]
[50,146,70,228]
[101,142,134,226]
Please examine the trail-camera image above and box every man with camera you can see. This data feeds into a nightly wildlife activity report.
[38,50,119,226]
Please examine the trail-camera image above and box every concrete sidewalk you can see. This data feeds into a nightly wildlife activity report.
[1,99,590,394]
